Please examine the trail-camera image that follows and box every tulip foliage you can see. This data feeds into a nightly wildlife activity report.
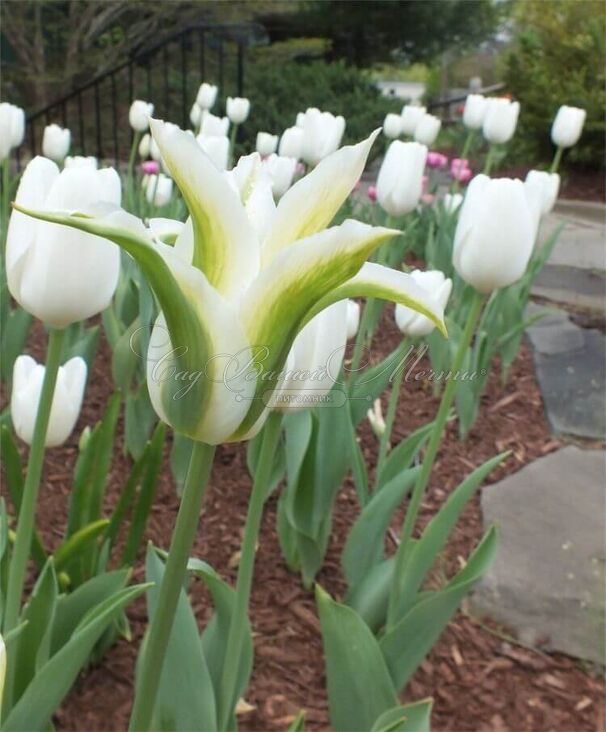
[0,79,585,732]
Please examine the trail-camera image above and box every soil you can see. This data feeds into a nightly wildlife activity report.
[5,310,605,732]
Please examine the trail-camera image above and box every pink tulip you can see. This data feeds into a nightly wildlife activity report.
[142,160,160,175]
[421,193,436,205]
[450,158,472,183]
[426,151,448,169]
[367,184,377,202]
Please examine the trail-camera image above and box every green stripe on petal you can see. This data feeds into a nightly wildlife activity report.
[304,261,448,336]
[262,130,380,265]
[149,119,259,299]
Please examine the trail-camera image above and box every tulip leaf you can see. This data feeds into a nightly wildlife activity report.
[346,556,396,633]
[348,346,401,425]
[0,307,32,384]
[316,585,399,732]
[286,711,306,732]
[379,422,433,487]
[370,700,433,732]
[124,382,157,460]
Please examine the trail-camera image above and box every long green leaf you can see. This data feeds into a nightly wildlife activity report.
[370,700,433,732]
[53,519,110,574]
[379,422,433,487]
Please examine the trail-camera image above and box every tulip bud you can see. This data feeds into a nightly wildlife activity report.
[400,104,426,135]
[129,100,154,132]
[442,192,463,214]
[226,96,251,125]
[200,111,229,138]
[256,131,278,157]
[0,103,25,159]
[376,141,427,217]
[383,113,403,139]
[42,124,71,163]
[300,108,346,165]
[450,158,472,183]
[144,173,173,207]
[414,114,441,146]
[367,398,386,438]
[11,355,87,447]
[197,134,229,170]
[346,299,360,340]
[262,154,297,198]
[426,151,448,169]
[367,184,377,202]
[525,170,560,215]
[453,174,536,293]
[463,94,488,129]
[551,105,586,148]
[7,157,121,326]
[190,103,202,128]
[139,133,151,159]
[78,425,92,452]
[64,155,98,169]
[278,126,304,160]
[142,160,160,175]
[395,269,452,337]
[482,98,520,145]
[196,82,218,110]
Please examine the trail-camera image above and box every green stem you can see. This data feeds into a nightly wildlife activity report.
[3,328,65,636]
[550,146,563,174]
[228,123,238,169]
[387,291,484,628]
[375,338,411,489]
[218,411,283,730]
[127,131,141,209]
[483,144,498,176]
[129,440,216,732]
[349,298,374,378]
[1,159,10,254]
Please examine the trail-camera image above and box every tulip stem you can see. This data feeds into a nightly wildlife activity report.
[218,411,283,730]
[129,439,216,732]
[228,123,239,169]
[483,144,498,176]
[550,146,563,174]
[127,131,141,210]
[386,291,484,629]
[452,130,475,193]
[3,328,65,635]
[375,337,411,490]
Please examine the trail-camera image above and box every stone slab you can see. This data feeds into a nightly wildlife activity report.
[473,446,606,664]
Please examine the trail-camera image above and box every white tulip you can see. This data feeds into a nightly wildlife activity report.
[262,154,297,198]
[443,192,463,214]
[197,134,230,171]
[400,104,426,135]
[395,269,452,337]
[256,131,278,156]
[0,103,25,159]
[144,173,173,207]
[482,98,520,145]
[300,108,346,166]
[226,96,250,125]
[346,299,360,340]
[11,355,87,447]
[414,113,441,146]
[42,124,71,163]
[200,111,230,137]
[525,170,560,215]
[376,141,427,217]
[367,398,386,437]
[196,82,218,110]
[551,105,586,148]
[64,155,98,170]
[463,94,488,130]
[279,126,305,160]
[139,133,151,159]
[383,113,403,139]
[129,100,154,132]
[453,174,536,293]
[7,156,121,326]
[190,103,202,128]
[295,111,308,128]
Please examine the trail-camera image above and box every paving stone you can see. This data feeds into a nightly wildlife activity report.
[473,446,606,665]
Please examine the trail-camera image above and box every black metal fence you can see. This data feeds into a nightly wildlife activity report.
[17,22,258,170]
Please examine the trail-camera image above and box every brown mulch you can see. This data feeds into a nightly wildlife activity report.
[5,310,605,732]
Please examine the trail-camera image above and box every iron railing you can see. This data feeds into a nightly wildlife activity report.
[16,22,260,170]
[427,82,506,121]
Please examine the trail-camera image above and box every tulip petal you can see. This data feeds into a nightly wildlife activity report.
[149,119,259,299]
[262,130,380,264]
[303,262,447,336]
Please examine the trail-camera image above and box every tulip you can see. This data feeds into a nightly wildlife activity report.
[64,155,97,169]
[551,105,586,149]
[262,154,297,198]
[196,82,218,110]
[11,354,87,447]
[450,158,472,183]
[442,192,463,214]
[42,124,71,163]
[295,111,307,127]
[367,184,377,202]
[200,111,229,138]
[453,174,536,293]
[395,269,452,337]
[0,102,25,159]
[426,151,448,169]
[142,160,160,175]
[376,141,427,217]
[383,113,403,139]
[367,398,386,437]
[463,94,488,130]
[197,134,229,170]
[6,156,121,326]
[279,126,304,160]
[139,133,151,159]
[226,96,250,125]
[414,114,441,146]
[299,108,346,166]
[400,104,426,135]
[190,103,202,129]
[256,131,279,156]
[144,173,173,207]
[129,99,154,132]
[525,170,560,215]
[482,98,520,145]
[347,299,360,340]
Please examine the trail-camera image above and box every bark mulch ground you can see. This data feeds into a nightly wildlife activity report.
[5,310,605,732]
